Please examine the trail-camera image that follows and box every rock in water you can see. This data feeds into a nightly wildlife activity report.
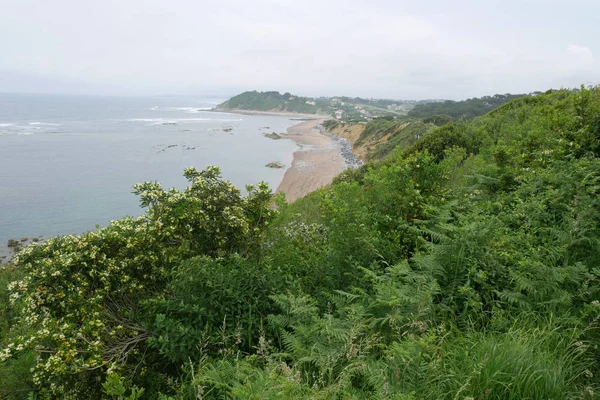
[265,161,285,169]
[263,132,282,140]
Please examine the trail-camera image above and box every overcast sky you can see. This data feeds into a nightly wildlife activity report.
[0,0,598,100]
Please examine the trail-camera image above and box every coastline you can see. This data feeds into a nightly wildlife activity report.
[0,236,44,264]
[210,108,330,120]
[0,113,349,262]
[215,108,357,202]
[275,119,347,203]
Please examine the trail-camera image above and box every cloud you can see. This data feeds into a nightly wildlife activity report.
[0,0,598,99]
[567,44,594,66]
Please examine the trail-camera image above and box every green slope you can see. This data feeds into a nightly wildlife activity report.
[217,90,325,114]
[408,92,529,119]
[2,87,600,399]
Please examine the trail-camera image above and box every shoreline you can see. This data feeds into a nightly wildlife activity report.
[318,125,364,169]
[210,108,331,120]
[0,236,45,264]
[215,108,357,202]
[275,119,347,203]
[0,115,350,262]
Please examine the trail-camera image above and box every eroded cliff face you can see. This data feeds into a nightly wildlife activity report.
[326,123,367,160]
[326,120,430,162]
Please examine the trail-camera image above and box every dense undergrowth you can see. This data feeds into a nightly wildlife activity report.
[1,87,600,399]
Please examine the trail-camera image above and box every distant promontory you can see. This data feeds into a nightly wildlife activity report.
[217,90,529,123]
[216,90,431,122]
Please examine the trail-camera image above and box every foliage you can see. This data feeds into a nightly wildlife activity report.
[0,264,36,399]
[408,93,529,119]
[2,87,600,398]
[325,118,436,162]
[103,373,145,400]
[217,91,325,114]
[218,91,418,120]
[0,167,275,398]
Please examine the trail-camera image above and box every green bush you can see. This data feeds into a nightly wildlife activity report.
[2,87,600,398]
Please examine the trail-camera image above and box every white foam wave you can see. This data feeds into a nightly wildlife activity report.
[0,123,14,127]
[152,106,213,113]
[128,118,162,122]
[29,122,60,126]
[128,117,210,124]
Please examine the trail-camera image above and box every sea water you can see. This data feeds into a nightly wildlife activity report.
[0,93,298,243]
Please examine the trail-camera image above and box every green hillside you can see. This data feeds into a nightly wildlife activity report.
[323,92,534,163]
[217,91,326,114]
[2,87,600,399]
[408,93,529,120]
[217,91,415,120]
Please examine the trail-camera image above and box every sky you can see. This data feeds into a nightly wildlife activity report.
[0,0,598,100]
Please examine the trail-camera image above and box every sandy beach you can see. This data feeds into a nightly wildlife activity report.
[276,119,347,202]
[213,108,349,202]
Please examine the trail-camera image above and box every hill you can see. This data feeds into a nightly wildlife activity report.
[217,90,326,114]
[323,92,534,163]
[2,87,600,399]
[217,91,424,121]
[408,92,531,119]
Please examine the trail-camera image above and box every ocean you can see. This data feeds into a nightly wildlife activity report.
[0,93,298,244]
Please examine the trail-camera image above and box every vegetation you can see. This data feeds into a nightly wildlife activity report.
[219,91,529,124]
[323,92,534,163]
[218,91,422,121]
[408,93,531,120]
[356,117,436,160]
[323,118,436,162]
[2,87,600,399]
[217,91,325,114]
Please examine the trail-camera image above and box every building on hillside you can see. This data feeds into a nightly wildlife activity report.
[306,100,316,106]
[335,110,344,120]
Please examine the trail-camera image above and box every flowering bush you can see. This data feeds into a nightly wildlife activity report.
[1,167,275,398]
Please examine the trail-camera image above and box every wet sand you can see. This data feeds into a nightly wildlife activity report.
[276,119,347,202]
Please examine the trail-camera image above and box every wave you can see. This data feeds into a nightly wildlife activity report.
[128,118,163,122]
[128,118,211,125]
[29,122,61,126]
[127,118,180,126]
[151,106,213,113]
[0,123,14,127]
